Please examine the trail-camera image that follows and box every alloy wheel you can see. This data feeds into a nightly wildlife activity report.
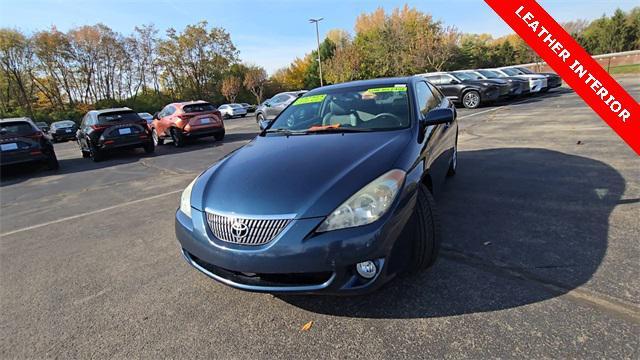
[463,92,480,108]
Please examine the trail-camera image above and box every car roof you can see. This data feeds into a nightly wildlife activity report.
[306,77,413,94]
[90,107,134,115]
[0,117,33,124]
[173,100,209,107]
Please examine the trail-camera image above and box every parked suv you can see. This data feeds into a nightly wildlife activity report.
[255,91,307,123]
[50,120,78,142]
[76,108,154,162]
[419,72,509,108]
[0,117,59,170]
[151,101,224,147]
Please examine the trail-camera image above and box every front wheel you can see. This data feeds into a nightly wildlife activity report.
[462,90,481,109]
[256,113,265,123]
[402,184,441,274]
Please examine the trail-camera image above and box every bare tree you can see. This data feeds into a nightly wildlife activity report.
[243,66,267,103]
[221,76,241,102]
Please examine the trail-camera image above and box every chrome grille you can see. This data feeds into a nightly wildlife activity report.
[205,212,291,246]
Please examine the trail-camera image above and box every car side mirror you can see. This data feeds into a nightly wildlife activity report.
[259,119,273,131]
[153,112,159,119]
[421,108,454,127]
[449,79,460,85]
[264,102,271,107]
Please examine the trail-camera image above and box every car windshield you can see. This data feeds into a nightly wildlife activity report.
[53,121,75,128]
[184,103,215,113]
[501,68,520,76]
[267,84,411,133]
[478,70,500,78]
[453,72,481,80]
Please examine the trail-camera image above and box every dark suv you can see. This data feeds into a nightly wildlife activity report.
[0,117,59,170]
[50,120,78,142]
[420,72,510,108]
[76,108,154,161]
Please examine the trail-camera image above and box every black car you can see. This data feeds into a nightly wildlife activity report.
[35,121,50,133]
[0,117,59,170]
[76,107,154,162]
[50,120,78,142]
[511,66,562,91]
[455,70,531,97]
[176,77,458,295]
[421,72,510,108]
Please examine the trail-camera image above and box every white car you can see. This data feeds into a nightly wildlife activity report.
[493,67,547,93]
[218,104,248,119]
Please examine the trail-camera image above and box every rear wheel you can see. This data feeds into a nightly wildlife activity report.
[214,131,225,141]
[143,142,155,154]
[89,142,103,162]
[170,128,184,147]
[45,150,59,170]
[462,90,481,109]
[402,184,441,274]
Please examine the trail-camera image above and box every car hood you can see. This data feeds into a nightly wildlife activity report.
[192,130,412,219]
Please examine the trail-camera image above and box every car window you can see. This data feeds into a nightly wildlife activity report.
[427,83,445,105]
[272,95,289,104]
[415,82,438,116]
[269,84,411,132]
[97,111,141,123]
[0,121,34,135]
[184,103,215,113]
[425,76,442,85]
[442,74,459,84]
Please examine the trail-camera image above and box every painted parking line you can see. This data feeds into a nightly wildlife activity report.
[0,189,183,238]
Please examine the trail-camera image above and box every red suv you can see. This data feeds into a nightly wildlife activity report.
[151,101,224,147]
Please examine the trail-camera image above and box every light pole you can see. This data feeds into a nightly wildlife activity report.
[309,17,324,86]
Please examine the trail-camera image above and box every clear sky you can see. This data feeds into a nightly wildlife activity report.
[0,0,637,73]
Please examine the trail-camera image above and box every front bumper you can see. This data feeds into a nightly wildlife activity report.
[175,186,416,295]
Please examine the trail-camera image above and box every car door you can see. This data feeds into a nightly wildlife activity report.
[78,113,91,149]
[415,81,450,195]
[438,74,465,101]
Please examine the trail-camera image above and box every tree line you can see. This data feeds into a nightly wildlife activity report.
[1,5,638,122]
[275,6,640,89]
[0,21,273,122]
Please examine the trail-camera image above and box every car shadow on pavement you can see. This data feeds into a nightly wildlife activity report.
[280,148,624,318]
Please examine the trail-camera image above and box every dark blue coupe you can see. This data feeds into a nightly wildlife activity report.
[175,77,458,295]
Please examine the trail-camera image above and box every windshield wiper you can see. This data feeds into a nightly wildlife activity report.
[304,127,372,133]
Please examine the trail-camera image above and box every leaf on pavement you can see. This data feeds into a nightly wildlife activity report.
[301,320,313,332]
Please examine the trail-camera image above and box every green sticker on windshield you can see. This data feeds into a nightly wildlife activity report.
[365,86,407,93]
[293,94,327,105]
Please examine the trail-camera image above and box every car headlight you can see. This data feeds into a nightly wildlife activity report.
[180,176,198,218]
[317,169,406,232]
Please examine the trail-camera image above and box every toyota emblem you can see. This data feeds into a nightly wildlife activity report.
[230,219,249,240]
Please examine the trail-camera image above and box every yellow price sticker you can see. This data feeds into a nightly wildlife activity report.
[365,86,407,93]
[293,94,327,105]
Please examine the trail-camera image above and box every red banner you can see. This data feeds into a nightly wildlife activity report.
[484,0,640,155]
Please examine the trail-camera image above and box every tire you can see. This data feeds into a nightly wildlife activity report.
[241,114,246,118]
[447,133,458,177]
[462,90,481,109]
[152,128,164,146]
[402,184,441,274]
[256,113,265,123]
[170,128,184,147]
[89,142,103,162]
[214,131,225,141]
[45,151,59,170]
[81,150,90,158]
[143,142,155,154]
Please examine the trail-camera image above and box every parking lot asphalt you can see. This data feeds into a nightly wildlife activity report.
[1,77,639,358]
